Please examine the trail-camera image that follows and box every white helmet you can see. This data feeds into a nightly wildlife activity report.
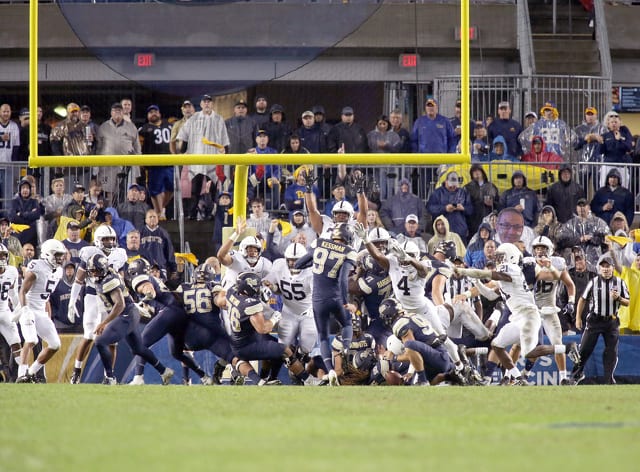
[401,240,420,259]
[0,243,8,270]
[331,201,354,221]
[369,227,390,253]
[41,239,67,269]
[239,236,262,265]
[496,243,522,265]
[94,225,118,255]
[532,235,554,257]
[284,242,307,274]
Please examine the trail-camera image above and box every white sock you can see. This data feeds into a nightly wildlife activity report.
[74,360,83,369]
[509,367,521,378]
[554,345,566,355]
[18,364,28,377]
[559,370,567,381]
[28,361,43,375]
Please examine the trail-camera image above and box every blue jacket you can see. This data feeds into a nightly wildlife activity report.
[499,172,540,227]
[427,182,473,240]
[487,118,523,157]
[411,114,457,153]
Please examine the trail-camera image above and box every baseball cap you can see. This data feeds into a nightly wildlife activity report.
[111,102,123,110]
[219,190,232,199]
[73,184,85,192]
[541,101,556,112]
[235,100,248,108]
[532,136,543,144]
[498,101,510,109]
[301,110,314,118]
[446,172,459,184]
[331,182,345,191]
[182,100,193,107]
[341,106,354,115]
[146,104,160,113]
[598,255,614,266]
[312,105,325,115]
[577,198,588,206]
[270,104,284,114]
[18,108,29,117]
[201,94,212,101]
[80,105,91,112]
[128,183,142,191]
[256,129,268,136]
[524,111,537,119]
[425,98,438,107]
[292,210,305,216]
[405,214,419,223]
[0,216,10,225]
[585,106,597,115]
[67,103,80,113]
[67,220,81,229]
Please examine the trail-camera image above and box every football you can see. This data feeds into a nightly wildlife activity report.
[384,370,405,386]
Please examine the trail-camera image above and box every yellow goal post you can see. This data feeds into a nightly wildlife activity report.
[28,0,471,222]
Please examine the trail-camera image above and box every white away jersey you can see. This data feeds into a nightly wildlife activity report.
[265,258,313,315]
[388,255,428,311]
[0,266,19,313]
[496,262,537,314]
[221,252,273,290]
[25,259,62,312]
[534,256,566,314]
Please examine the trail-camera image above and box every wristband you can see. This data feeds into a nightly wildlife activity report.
[568,296,575,304]
[229,232,239,242]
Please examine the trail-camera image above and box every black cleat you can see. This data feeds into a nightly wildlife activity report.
[16,374,35,384]
[212,361,226,385]
[70,371,81,385]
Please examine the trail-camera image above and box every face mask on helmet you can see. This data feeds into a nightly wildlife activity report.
[379,297,403,327]
[331,223,354,246]
[237,272,261,298]
[284,243,307,274]
[94,225,118,255]
[239,237,262,265]
[532,236,554,258]
[87,254,109,282]
[41,239,67,269]
[495,243,522,266]
[332,201,354,222]
[194,264,215,284]
[351,314,363,334]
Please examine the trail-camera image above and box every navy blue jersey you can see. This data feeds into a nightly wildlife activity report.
[50,278,82,328]
[424,259,452,300]
[62,239,89,265]
[311,238,358,302]
[95,272,135,313]
[332,332,375,361]
[177,282,223,331]
[392,313,441,346]
[141,276,183,314]
[226,286,263,348]
[357,271,393,320]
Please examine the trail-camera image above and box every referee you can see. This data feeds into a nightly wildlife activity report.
[571,254,629,384]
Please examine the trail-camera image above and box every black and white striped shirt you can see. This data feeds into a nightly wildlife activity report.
[581,275,629,319]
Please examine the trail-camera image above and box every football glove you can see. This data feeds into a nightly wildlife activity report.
[269,311,282,328]
[353,223,369,244]
[561,302,575,318]
[67,303,80,324]
[302,170,317,193]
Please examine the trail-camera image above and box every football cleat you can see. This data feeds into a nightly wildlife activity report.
[233,375,246,386]
[16,374,35,384]
[328,369,340,386]
[560,378,577,386]
[258,379,282,386]
[499,375,513,386]
[102,376,117,385]
[303,375,325,387]
[129,375,145,386]
[573,372,586,385]
[160,368,174,386]
[200,375,214,386]
[512,376,528,386]
[566,342,581,364]
[70,371,81,385]
[212,361,226,385]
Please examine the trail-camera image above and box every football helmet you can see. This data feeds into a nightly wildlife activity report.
[284,242,307,274]
[194,263,215,284]
[495,243,522,266]
[435,240,457,261]
[386,334,405,356]
[40,239,67,269]
[86,253,110,281]
[368,227,390,254]
[239,236,262,265]
[331,200,354,221]
[236,272,261,298]
[532,236,554,257]
[360,254,385,276]
[351,313,363,334]
[127,258,150,279]
[379,297,403,327]
[331,223,354,246]
[94,225,118,255]
[0,243,9,270]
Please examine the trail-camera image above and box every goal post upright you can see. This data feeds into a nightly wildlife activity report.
[28,0,471,225]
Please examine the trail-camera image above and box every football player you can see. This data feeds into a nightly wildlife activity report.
[15,239,66,383]
[454,242,570,385]
[378,298,466,386]
[68,224,128,384]
[86,253,173,385]
[295,223,358,386]
[0,243,21,381]
[331,313,376,385]
[176,263,234,385]
[226,272,323,386]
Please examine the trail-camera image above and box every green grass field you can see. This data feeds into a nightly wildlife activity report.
[1,385,639,472]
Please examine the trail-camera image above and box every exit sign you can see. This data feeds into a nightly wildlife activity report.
[455,26,478,41]
[399,53,420,68]
[134,53,155,68]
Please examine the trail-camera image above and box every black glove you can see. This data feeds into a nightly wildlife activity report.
[302,170,317,193]
[430,334,448,349]
[561,302,575,318]
[354,174,367,194]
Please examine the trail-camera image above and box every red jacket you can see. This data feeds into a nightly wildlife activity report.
[521,135,564,170]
